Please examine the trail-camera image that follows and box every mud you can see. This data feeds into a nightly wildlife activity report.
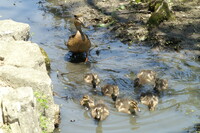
[46,0,200,54]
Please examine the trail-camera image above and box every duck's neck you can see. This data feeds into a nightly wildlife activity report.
[76,26,85,41]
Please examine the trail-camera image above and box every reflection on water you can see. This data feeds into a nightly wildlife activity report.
[1,0,200,133]
[96,122,103,133]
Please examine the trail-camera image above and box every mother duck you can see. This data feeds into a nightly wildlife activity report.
[66,15,91,62]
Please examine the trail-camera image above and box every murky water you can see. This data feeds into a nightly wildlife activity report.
[1,0,200,133]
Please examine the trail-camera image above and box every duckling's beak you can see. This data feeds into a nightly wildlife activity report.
[149,107,155,111]
[95,113,101,121]
[111,95,117,102]
[92,80,97,89]
[137,107,141,112]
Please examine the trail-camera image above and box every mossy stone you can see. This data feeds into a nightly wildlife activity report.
[40,47,51,72]
[147,0,173,28]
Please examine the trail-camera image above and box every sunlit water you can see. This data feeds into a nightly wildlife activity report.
[1,0,200,133]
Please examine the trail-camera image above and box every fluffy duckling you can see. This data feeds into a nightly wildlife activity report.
[101,84,119,101]
[154,78,168,92]
[134,70,157,87]
[90,102,109,121]
[80,95,95,110]
[115,99,140,115]
[84,73,100,88]
[66,15,91,62]
[140,91,159,111]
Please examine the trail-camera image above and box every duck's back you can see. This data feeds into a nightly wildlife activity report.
[67,31,91,53]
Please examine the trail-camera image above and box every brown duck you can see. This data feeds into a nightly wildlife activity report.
[66,15,91,62]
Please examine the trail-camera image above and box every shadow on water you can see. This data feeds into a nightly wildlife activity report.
[1,0,200,133]
[64,51,87,63]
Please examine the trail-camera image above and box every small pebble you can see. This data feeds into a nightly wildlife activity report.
[70,120,75,122]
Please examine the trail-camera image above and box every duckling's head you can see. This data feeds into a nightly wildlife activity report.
[111,86,119,101]
[154,78,168,91]
[148,101,156,111]
[129,100,141,114]
[111,94,118,101]
[134,78,141,87]
[80,95,95,110]
[94,106,102,121]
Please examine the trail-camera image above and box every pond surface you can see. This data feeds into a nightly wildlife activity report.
[0,0,200,133]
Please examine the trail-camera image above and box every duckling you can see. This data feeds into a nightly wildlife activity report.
[80,95,95,110]
[84,73,100,88]
[66,15,91,62]
[90,101,109,121]
[134,70,157,87]
[140,91,159,111]
[115,99,140,115]
[154,78,168,92]
[101,84,119,101]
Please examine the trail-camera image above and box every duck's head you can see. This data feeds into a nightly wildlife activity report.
[129,100,141,114]
[73,14,85,31]
[80,95,95,110]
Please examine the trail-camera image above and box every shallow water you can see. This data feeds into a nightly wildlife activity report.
[1,0,200,133]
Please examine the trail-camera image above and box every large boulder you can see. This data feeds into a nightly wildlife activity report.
[0,20,30,41]
[0,20,59,133]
